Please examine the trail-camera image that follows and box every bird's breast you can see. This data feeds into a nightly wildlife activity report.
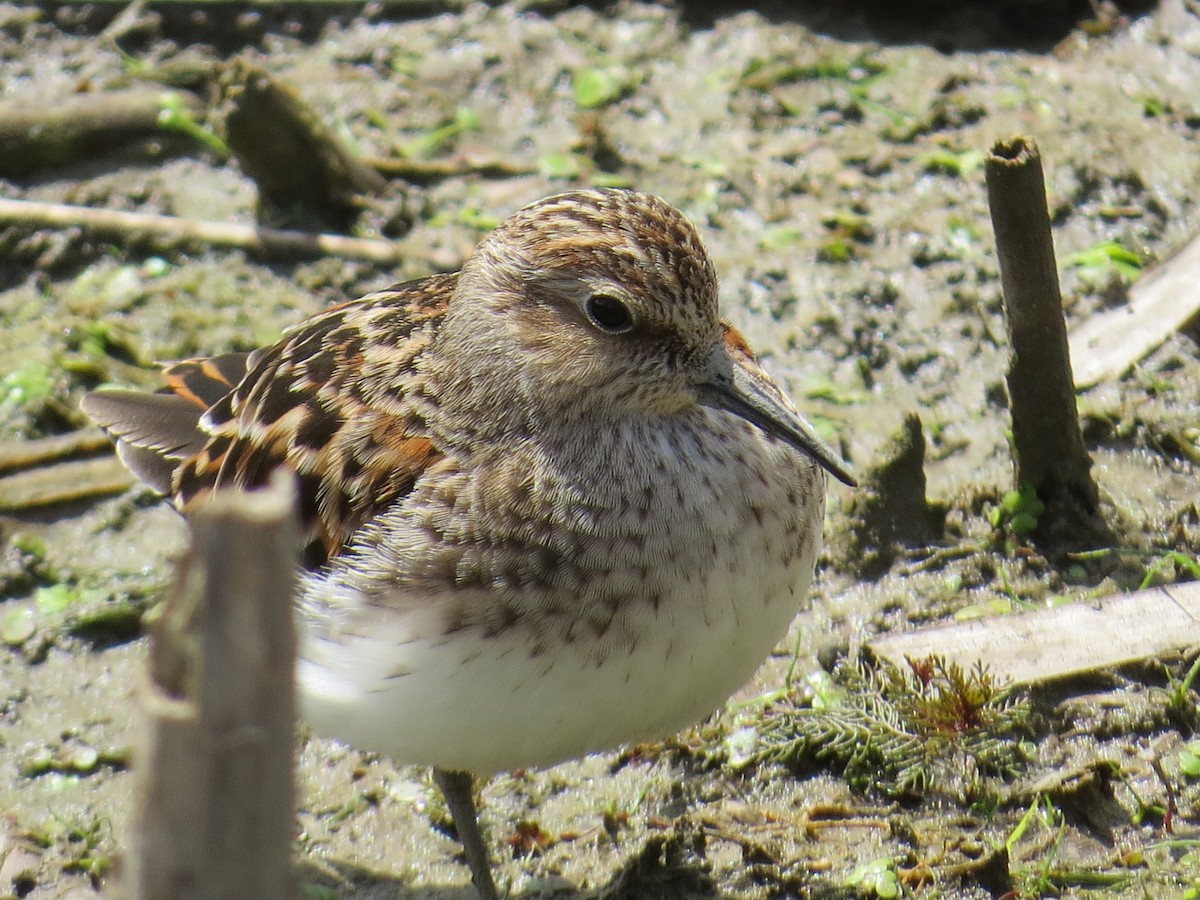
[294,410,828,770]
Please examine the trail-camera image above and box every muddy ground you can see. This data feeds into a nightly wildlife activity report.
[2,1,1200,897]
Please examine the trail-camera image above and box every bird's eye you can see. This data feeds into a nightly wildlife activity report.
[585,294,634,334]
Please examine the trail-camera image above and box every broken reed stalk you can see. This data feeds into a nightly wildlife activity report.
[984,135,1110,548]
[126,475,298,900]
[219,56,386,220]
[0,197,441,265]
[0,89,205,177]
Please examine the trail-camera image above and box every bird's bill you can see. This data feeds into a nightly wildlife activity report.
[693,349,857,488]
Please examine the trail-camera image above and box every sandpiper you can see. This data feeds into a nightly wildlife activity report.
[83,188,855,899]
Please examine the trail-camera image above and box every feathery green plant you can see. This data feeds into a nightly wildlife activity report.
[753,654,1032,798]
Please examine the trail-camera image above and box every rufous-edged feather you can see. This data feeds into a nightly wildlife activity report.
[84,277,455,571]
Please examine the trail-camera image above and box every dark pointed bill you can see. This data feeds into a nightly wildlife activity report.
[694,350,857,488]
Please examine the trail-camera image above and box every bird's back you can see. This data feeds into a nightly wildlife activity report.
[82,274,457,569]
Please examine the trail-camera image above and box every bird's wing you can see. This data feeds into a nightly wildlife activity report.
[83,274,457,569]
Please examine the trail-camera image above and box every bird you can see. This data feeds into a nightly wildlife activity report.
[82,187,855,899]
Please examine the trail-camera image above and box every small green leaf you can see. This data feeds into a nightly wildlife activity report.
[389,50,421,77]
[802,376,864,407]
[920,147,985,177]
[19,745,55,777]
[847,858,901,898]
[42,773,82,792]
[816,238,854,263]
[1009,512,1039,535]
[157,91,230,157]
[591,171,632,188]
[1005,796,1041,854]
[1141,96,1167,117]
[1064,564,1088,583]
[3,605,35,646]
[399,107,480,159]
[997,488,1043,534]
[34,584,74,616]
[454,206,500,231]
[1,362,54,411]
[67,744,100,773]
[453,107,480,131]
[759,225,806,251]
[10,532,46,559]
[1178,742,1200,778]
[573,67,627,109]
[539,153,584,179]
[301,884,340,900]
[1164,551,1200,579]
[1061,240,1143,283]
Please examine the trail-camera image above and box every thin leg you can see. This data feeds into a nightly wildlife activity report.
[433,767,500,900]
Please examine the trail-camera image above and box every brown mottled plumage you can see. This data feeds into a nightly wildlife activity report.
[83,188,853,900]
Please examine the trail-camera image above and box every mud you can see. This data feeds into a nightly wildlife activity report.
[2,2,1199,897]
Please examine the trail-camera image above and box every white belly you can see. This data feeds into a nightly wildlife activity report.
[297,528,816,774]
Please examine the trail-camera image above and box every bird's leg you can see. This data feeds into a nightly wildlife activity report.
[433,767,500,900]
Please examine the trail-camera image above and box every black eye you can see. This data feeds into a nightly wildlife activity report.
[585,294,634,334]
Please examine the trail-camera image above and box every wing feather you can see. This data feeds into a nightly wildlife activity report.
[83,274,457,570]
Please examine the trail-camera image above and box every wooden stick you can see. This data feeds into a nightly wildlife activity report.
[126,475,298,900]
[364,154,536,183]
[0,89,203,176]
[869,581,1200,686]
[0,429,113,477]
[1069,230,1200,388]
[984,136,1109,548]
[0,197,461,267]
[0,456,132,510]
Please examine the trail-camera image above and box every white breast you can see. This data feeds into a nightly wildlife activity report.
[296,412,825,774]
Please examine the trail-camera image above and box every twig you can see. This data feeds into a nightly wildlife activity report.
[1069,230,1200,388]
[0,429,113,477]
[0,456,132,511]
[0,197,459,267]
[868,580,1200,686]
[0,88,204,176]
[364,154,537,184]
[127,474,298,900]
[984,136,1109,548]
